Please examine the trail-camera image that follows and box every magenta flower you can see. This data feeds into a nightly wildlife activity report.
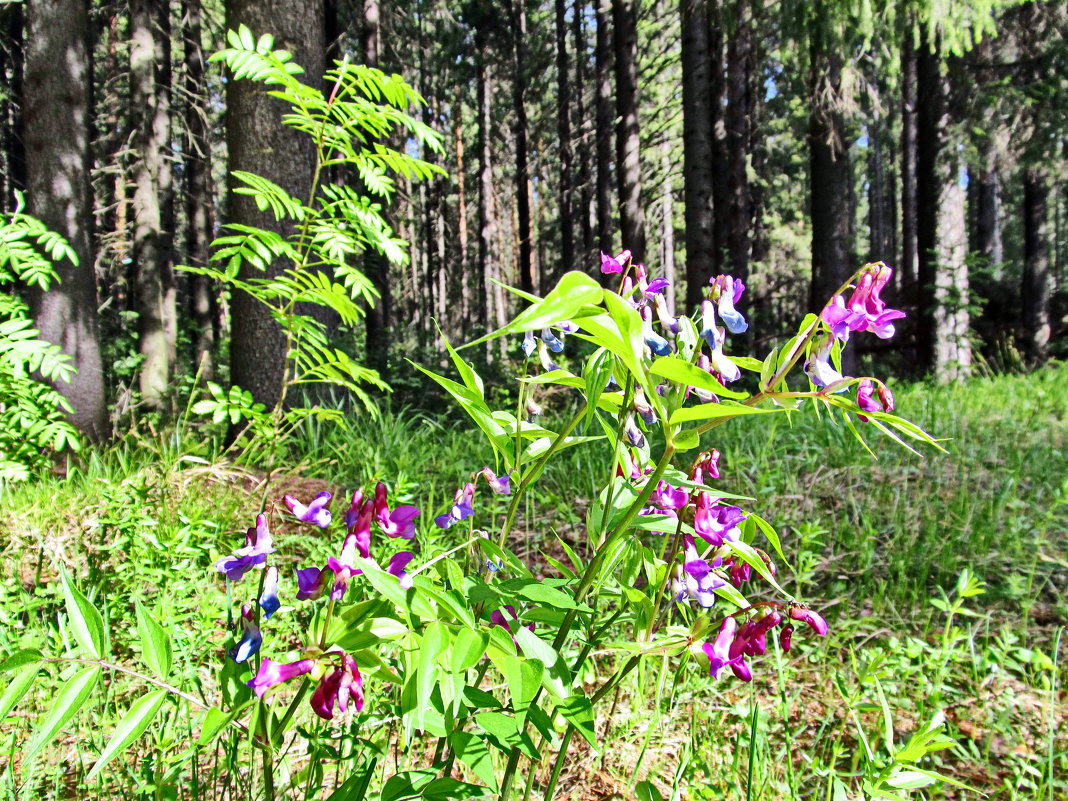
[248,657,317,698]
[310,653,364,720]
[703,616,742,679]
[373,483,419,540]
[788,605,829,636]
[601,249,631,274]
[821,263,905,341]
[216,514,275,581]
[690,450,721,484]
[710,275,748,334]
[490,604,534,650]
[779,624,794,652]
[650,480,689,514]
[693,492,744,546]
[284,491,333,528]
[386,551,415,590]
[435,482,476,529]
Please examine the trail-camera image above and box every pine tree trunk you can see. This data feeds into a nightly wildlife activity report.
[476,28,496,336]
[807,37,852,314]
[708,0,728,275]
[24,0,108,439]
[131,0,176,408]
[916,44,969,380]
[900,28,918,298]
[594,0,613,258]
[725,0,753,283]
[226,0,324,407]
[681,0,714,308]
[1,4,26,201]
[554,0,574,278]
[612,0,645,259]
[182,0,216,379]
[1022,167,1052,363]
[572,0,593,266]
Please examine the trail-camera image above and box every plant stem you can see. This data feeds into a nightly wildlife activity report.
[542,726,574,801]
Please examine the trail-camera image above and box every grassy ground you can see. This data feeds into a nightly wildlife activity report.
[0,364,1065,800]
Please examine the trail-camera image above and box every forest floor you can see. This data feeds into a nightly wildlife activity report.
[0,363,1066,800]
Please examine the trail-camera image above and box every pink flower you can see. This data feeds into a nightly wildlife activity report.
[284,492,333,528]
[703,617,742,679]
[247,657,316,698]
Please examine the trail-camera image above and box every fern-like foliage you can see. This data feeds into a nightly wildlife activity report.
[0,193,81,480]
[187,28,444,460]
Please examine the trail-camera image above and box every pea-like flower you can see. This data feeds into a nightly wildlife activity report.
[680,535,726,608]
[228,604,262,664]
[600,249,631,274]
[284,491,333,528]
[435,482,476,529]
[259,566,280,619]
[709,275,748,334]
[310,652,365,720]
[216,514,275,581]
[248,657,317,698]
[479,467,512,495]
[788,605,829,636]
[373,482,419,540]
[693,492,744,546]
[703,616,742,679]
[821,263,905,341]
[804,335,846,389]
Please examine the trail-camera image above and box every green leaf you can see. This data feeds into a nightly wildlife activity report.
[324,756,378,801]
[0,663,40,722]
[449,628,490,674]
[515,627,570,700]
[669,401,785,425]
[0,648,44,673]
[449,732,499,791]
[560,694,597,748]
[649,356,748,399]
[25,666,101,761]
[86,690,167,780]
[135,601,172,679]
[635,780,665,801]
[58,565,105,659]
[672,428,700,451]
[197,706,232,746]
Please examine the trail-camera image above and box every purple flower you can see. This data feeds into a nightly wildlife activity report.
[373,482,419,540]
[247,657,317,698]
[642,306,673,356]
[681,535,725,608]
[645,277,671,295]
[284,491,333,528]
[600,249,631,274]
[435,482,476,529]
[479,467,512,495]
[386,551,415,590]
[310,653,364,719]
[624,414,645,448]
[710,275,748,334]
[521,330,537,357]
[541,328,565,353]
[699,310,741,383]
[259,566,280,619]
[653,293,681,334]
[650,480,689,513]
[703,617,742,679]
[789,605,829,636]
[228,604,262,664]
[693,493,744,546]
[690,450,722,484]
[296,566,328,601]
[216,514,275,581]
[779,624,794,652]
[804,336,846,389]
[490,604,534,651]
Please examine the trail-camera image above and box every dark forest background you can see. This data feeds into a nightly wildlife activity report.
[2,0,1065,439]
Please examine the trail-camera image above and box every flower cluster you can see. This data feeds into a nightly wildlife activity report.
[215,482,421,720]
[704,605,828,682]
[435,467,511,529]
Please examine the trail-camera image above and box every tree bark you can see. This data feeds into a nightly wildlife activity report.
[725,0,754,283]
[572,0,593,267]
[708,0,728,275]
[554,0,574,278]
[226,0,324,407]
[476,22,497,336]
[130,0,176,408]
[900,28,918,298]
[612,0,645,260]
[916,43,969,380]
[510,0,535,294]
[681,0,714,309]
[182,0,216,379]
[1,4,26,203]
[24,0,108,439]
[1022,167,1052,363]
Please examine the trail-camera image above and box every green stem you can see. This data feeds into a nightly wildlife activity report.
[542,726,575,801]
[259,700,276,801]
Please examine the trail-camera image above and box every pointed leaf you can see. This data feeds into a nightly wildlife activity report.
[58,565,105,659]
[0,664,40,722]
[25,666,101,761]
[135,601,172,679]
[86,690,167,780]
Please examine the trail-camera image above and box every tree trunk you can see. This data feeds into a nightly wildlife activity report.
[725,0,753,283]
[681,0,714,309]
[362,0,391,376]
[708,0,728,275]
[226,0,324,407]
[1,4,26,203]
[1022,167,1052,363]
[24,0,108,439]
[807,37,852,315]
[612,0,645,260]
[969,150,1002,278]
[182,0,216,379]
[476,25,496,336]
[594,0,613,259]
[572,0,593,267]
[130,0,176,408]
[510,0,535,294]
[916,44,969,380]
[554,0,574,278]
[900,28,918,298]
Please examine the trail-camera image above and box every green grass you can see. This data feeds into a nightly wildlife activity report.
[0,364,1065,799]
